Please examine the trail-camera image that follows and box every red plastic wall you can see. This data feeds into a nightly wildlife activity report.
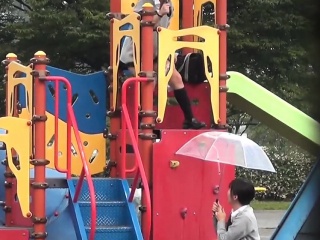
[6,179,32,227]
[155,83,213,129]
[0,228,29,240]
[125,82,213,130]
[152,130,234,240]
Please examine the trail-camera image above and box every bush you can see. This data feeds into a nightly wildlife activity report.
[237,143,315,201]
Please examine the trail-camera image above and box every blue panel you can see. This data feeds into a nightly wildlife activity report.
[67,179,87,240]
[0,129,7,225]
[46,201,78,240]
[46,66,106,134]
[18,84,27,108]
[17,67,107,134]
[272,157,320,239]
[121,180,143,240]
[120,24,133,48]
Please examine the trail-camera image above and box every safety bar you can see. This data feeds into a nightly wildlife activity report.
[121,77,152,240]
[43,76,97,240]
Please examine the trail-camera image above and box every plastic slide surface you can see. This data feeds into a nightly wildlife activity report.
[227,71,320,155]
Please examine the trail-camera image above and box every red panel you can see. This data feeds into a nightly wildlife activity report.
[110,0,121,12]
[0,228,29,240]
[155,83,212,129]
[6,179,32,227]
[152,130,234,240]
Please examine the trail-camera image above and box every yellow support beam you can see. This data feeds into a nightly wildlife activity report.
[7,62,33,119]
[194,0,216,27]
[157,26,220,124]
[111,12,141,110]
[193,0,216,44]
[121,0,139,14]
[0,117,31,218]
[168,0,180,30]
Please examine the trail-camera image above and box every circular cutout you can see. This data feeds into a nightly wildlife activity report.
[83,141,88,146]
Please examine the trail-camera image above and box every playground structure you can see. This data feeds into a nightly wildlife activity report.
[0,0,319,240]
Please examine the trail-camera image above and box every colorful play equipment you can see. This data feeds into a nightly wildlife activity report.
[0,0,319,240]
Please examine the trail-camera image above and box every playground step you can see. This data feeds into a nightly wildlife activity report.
[79,201,131,226]
[85,226,134,240]
[70,178,142,240]
[72,178,124,201]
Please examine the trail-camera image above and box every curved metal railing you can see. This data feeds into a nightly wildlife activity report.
[44,76,97,240]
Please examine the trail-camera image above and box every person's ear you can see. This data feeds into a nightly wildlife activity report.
[233,195,238,201]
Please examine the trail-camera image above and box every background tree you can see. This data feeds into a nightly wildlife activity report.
[2,0,110,73]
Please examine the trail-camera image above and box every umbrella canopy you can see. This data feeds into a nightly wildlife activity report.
[175,132,276,173]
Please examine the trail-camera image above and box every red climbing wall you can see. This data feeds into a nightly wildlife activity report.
[152,130,234,240]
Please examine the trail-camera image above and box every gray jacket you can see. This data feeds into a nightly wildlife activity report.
[214,206,260,240]
[120,0,173,64]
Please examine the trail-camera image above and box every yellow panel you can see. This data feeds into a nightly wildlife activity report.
[157,26,220,124]
[18,108,30,119]
[7,62,33,119]
[194,0,216,43]
[194,0,216,27]
[0,117,31,218]
[111,12,141,110]
[45,112,106,175]
[168,0,180,31]
[121,0,139,14]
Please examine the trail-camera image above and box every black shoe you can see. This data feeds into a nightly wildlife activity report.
[183,118,206,129]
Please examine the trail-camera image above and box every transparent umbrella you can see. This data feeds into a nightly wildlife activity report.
[176,132,276,172]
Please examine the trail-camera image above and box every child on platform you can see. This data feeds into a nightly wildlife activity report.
[119,0,205,129]
[212,178,260,240]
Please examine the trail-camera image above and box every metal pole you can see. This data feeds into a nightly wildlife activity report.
[107,0,122,177]
[217,0,228,126]
[30,51,50,240]
[139,3,156,239]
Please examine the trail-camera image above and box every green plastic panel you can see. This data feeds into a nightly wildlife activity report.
[227,71,320,155]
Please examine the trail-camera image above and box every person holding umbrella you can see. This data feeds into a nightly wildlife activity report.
[212,178,261,240]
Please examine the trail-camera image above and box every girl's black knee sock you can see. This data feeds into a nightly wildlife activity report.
[173,88,193,121]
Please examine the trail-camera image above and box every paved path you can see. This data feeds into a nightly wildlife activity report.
[255,210,287,240]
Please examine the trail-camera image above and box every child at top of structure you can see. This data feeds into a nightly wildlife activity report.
[120,0,172,65]
[212,178,261,240]
[120,0,206,130]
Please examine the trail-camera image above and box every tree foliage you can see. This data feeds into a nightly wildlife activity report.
[1,0,110,73]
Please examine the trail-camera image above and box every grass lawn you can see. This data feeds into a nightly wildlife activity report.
[251,201,291,210]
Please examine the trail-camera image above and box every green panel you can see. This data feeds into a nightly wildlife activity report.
[227,71,320,155]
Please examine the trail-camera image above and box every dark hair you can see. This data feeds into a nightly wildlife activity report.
[229,178,255,205]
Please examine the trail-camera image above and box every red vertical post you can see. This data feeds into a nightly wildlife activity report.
[30,51,50,240]
[139,3,155,239]
[217,0,227,126]
[108,0,122,177]
[1,53,18,226]
[182,0,194,54]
